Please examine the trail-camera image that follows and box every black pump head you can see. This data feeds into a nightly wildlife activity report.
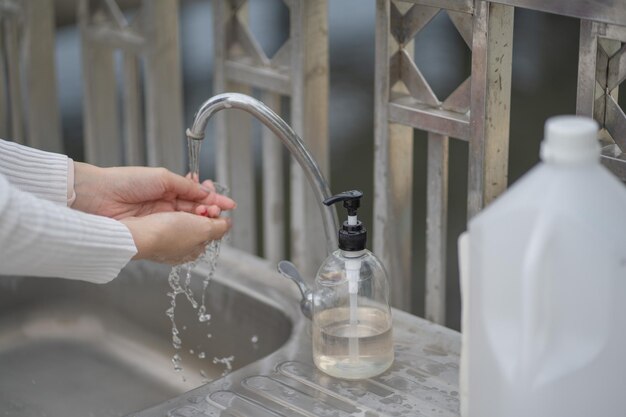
[323,190,363,216]
[323,190,366,251]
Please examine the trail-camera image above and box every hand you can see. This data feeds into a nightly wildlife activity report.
[72,163,236,219]
[121,213,231,264]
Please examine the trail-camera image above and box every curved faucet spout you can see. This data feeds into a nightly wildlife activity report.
[186,92,339,254]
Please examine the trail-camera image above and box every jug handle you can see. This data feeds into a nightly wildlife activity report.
[518,213,555,383]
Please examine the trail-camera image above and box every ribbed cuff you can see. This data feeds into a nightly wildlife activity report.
[0,139,69,205]
[67,158,76,206]
[0,175,138,284]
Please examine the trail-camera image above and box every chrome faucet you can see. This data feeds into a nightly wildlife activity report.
[186,93,339,317]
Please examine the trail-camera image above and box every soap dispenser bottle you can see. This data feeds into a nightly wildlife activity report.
[312,190,394,380]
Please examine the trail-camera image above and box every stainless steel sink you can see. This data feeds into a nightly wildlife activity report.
[0,246,462,417]
[0,248,293,417]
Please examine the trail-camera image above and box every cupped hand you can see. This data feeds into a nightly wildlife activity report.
[121,213,231,264]
[72,163,236,219]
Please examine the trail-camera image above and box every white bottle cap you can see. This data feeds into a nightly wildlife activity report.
[540,116,600,164]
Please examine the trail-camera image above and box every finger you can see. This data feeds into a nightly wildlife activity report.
[175,199,202,213]
[200,179,216,193]
[195,205,209,217]
[206,205,221,218]
[205,217,231,241]
[159,168,208,201]
[198,192,237,210]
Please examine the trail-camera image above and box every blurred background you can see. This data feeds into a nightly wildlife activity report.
[46,0,609,329]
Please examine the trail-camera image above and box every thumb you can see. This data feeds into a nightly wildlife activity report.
[204,217,231,241]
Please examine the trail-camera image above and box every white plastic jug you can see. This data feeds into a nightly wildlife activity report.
[460,116,626,417]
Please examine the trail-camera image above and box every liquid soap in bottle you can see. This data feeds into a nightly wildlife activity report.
[312,190,394,380]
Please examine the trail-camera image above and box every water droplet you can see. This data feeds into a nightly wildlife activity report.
[251,335,259,344]
[164,145,228,374]
[213,356,235,376]
[198,352,206,359]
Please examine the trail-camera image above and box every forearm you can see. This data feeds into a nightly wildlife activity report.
[0,139,72,205]
[0,174,137,283]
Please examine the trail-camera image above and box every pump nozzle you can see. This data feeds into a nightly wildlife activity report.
[323,190,367,252]
[323,190,363,216]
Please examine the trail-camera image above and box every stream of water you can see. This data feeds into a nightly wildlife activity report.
[166,138,230,380]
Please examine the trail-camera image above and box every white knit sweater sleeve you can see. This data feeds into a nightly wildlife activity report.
[0,139,69,205]
[0,173,137,284]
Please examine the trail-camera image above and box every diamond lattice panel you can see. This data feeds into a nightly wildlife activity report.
[389,2,473,115]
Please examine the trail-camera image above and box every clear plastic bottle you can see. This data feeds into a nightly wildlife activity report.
[312,191,393,380]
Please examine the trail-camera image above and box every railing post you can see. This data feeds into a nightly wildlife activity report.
[289,0,329,279]
[78,0,184,172]
[375,0,513,322]
[467,1,514,219]
[0,0,61,152]
[212,0,328,275]
[143,0,185,172]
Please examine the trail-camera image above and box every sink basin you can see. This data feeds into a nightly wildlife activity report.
[0,250,292,417]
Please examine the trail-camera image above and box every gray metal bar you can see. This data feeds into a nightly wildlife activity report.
[224,60,291,95]
[425,132,449,325]
[227,83,257,254]
[4,17,23,143]
[0,22,6,139]
[490,0,626,28]
[388,98,470,139]
[83,25,145,52]
[576,20,599,117]
[442,76,471,114]
[602,22,626,41]
[467,1,514,219]
[400,49,439,107]
[289,0,330,279]
[399,0,473,14]
[607,44,626,91]
[122,52,144,166]
[261,91,286,264]
[374,0,415,311]
[142,0,184,172]
[79,0,121,166]
[22,0,62,152]
[605,95,626,150]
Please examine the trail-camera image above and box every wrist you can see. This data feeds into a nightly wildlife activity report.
[72,162,106,214]
[120,217,152,261]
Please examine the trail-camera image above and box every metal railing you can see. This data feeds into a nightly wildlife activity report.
[375,0,513,320]
[212,0,329,279]
[78,0,184,172]
[375,0,626,325]
[1,0,624,327]
[0,0,62,152]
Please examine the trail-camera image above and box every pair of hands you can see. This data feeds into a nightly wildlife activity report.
[72,163,235,265]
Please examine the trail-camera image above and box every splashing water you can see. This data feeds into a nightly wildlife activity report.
[165,136,229,376]
[213,355,235,377]
[187,138,202,182]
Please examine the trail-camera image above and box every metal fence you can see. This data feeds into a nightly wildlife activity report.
[0,0,624,327]
[374,0,626,325]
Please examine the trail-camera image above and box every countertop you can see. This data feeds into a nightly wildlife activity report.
[132,247,461,417]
